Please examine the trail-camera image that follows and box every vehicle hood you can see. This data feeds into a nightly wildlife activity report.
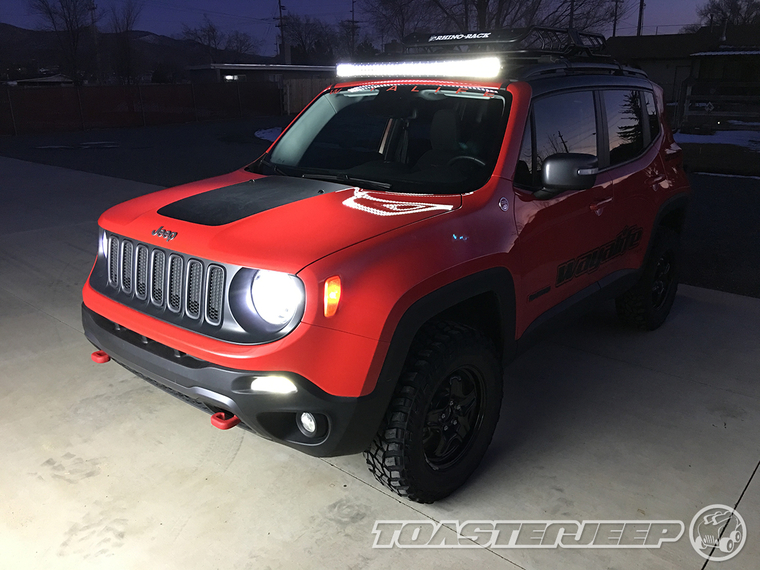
[98,170,462,272]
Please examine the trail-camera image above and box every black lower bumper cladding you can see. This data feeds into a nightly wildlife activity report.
[81,304,383,456]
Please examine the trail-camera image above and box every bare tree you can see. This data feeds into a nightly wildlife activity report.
[182,14,226,63]
[29,0,95,83]
[696,0,760,25]
[109,0,142,83]
[282,14,327,54]
[109,0,141,34]
[282,14,338,63]
[361,0,433,42]
[402,0,632,34]
[609,0,635,36]
[225,30,260,57]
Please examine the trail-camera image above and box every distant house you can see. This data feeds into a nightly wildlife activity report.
[607,32,702,104]
[607,24,760,131]
[10,74,74,87]
[186,63,336,114]
[186,63,335,84]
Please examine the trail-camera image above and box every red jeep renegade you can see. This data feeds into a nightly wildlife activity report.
[82,28,690,502]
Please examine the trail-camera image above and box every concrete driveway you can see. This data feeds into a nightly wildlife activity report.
[1,156,758,569]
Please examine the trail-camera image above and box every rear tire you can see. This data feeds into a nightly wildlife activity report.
[616,227,680,330]
[364,321,503,503]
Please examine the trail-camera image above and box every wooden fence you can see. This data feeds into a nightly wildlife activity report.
[0,82,282,136]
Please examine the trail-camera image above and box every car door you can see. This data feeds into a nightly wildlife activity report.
[601,88,667,274]
[513,89,619,336]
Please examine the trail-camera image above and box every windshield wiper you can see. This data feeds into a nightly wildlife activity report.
[254,153,288,176]
[302,173,392,191]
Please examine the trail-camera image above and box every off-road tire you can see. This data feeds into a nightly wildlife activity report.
[616,227,680,330]
[364,321,503,503]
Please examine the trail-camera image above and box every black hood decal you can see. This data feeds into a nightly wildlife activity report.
[157,176,350,226]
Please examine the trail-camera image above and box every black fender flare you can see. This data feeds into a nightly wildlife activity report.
[644,192,690,264]
[356,267,516,449]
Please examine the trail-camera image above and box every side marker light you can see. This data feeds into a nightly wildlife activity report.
[324,276,342,318]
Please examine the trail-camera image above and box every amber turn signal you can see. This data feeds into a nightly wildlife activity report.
[324,276,342,317]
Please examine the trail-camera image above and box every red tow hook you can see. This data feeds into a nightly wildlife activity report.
[91,350,111,364]
[211,411,241,430]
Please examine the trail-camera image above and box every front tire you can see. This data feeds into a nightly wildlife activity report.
[364,321,503,503]
[616,227,680,330]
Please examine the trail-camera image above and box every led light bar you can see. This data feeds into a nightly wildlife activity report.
[336,57,502,79]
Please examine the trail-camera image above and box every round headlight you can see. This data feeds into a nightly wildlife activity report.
[251,270,303,326]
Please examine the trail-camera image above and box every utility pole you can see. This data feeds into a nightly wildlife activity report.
[569,0,575,28]
[612,0,619,37]
[351,0,356,57]
[557,130,569,153]
[637,0,645,36]
[277,0,286,62]
[90,1,101,83]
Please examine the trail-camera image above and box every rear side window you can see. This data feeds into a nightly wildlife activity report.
[604,90,644,166]
[643,91,660,141]
[529,90,597,186]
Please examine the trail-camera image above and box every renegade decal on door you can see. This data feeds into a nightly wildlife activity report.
[556,226,643,287]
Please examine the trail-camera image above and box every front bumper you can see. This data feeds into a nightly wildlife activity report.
[82,304,388,456]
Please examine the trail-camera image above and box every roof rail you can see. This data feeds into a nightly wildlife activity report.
[403,26,607,57]
[517,61,649,80]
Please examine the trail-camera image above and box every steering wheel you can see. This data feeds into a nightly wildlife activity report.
[448,155,486,167]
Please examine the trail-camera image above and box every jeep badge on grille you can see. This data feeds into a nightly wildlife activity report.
[152,226,177,241]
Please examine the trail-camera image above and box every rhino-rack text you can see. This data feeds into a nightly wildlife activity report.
[556,226,643,287]
[428,33,492,42]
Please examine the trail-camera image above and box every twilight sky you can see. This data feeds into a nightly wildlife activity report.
[2,0,704,55]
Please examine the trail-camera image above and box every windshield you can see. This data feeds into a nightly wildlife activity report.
[253,84,511,194]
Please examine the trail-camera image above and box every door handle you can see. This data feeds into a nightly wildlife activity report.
[589,197,613,212]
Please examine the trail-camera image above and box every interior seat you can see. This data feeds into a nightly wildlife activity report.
[415,109,462,169]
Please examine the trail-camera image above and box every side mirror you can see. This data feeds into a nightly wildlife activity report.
[534,153,598,199]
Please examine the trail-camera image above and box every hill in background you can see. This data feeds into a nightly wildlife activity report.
[0,22,273,84]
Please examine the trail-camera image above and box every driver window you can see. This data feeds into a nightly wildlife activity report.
[532,91,597,187]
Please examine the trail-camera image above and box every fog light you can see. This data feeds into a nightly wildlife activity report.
[250,376,297,394]
[298,412,317,435]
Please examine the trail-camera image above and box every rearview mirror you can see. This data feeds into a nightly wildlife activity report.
[534,153,598,199]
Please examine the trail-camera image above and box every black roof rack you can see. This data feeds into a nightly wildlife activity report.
[403,26,607,58]
[394,26,649,80]
[337,26,647,81]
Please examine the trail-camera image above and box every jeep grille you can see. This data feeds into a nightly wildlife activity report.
[105,234,226,327]
[108,236,119,286]
[121,240,133,294]
[206,265,224,325]
[135,245,148,300]
[186,260,203,319]
[151,249,166,306]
